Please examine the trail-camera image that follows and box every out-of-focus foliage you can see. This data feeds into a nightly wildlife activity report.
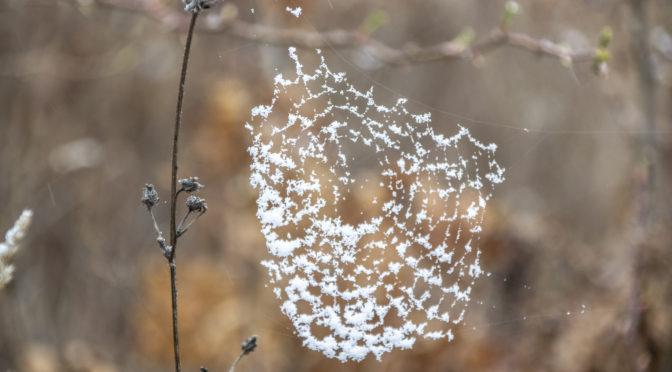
[0,0,671,371]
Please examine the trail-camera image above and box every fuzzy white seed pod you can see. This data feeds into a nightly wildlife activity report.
[0,209,33,289]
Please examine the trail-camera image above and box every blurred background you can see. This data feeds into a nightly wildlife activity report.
[1,0,671,371]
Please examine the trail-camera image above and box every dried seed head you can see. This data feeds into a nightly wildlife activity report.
[241,335,258,355]
[0,209,32,289]
[186,195,207,212]
[178,177,205,193]
[141,184,159,210]
[183,0,217,13]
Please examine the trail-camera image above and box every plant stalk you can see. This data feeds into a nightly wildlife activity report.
[168,11,199,372]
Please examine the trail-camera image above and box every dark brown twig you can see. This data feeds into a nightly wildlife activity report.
[139,3,251,371]
[167,10,199,372]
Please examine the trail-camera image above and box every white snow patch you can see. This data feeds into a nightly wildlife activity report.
[285,6,302,18]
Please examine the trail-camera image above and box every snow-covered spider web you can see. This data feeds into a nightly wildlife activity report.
[246,47,505,362]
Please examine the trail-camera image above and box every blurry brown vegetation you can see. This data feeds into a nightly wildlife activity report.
[1,0,672,371]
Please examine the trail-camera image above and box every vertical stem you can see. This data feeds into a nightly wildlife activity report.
[169,11,199,372]
[228,351,245,372]
[170,12,199,260]
[169,258,181,372]
[627,1,656,370]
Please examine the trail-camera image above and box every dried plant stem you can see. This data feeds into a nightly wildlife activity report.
[228,352,245,372]
[169,260,181,372]
[177,210,206,237]
[168,11,199,372]
[149,209,161,236]
[170,12,199,260]
[229,335,258,372]
[177,210,192,234]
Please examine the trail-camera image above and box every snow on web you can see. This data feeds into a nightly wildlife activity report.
[246,48,505,362]
[285,6,302,18]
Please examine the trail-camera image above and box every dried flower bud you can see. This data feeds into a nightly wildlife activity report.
[241,335,258,355]
[178,177,205,193]
[141,184,159,210]
[501,1,520,31]
[186,195,207,212]
[183,0,217,13]
[200,367,208,372]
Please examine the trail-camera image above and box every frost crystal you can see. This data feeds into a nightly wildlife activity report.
[285,6,302,18]
[247,48,505,362]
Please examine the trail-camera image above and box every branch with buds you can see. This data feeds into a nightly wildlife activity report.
[92,0,612,75]
[139,3,257,372]
[141,178,207,258]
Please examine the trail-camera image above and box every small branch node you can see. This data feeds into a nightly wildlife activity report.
[229,335,258,372]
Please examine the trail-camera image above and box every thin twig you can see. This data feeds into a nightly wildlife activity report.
[177,210,206,237]
[228,352,246,372]
[149,209,161,236]
[168,10,199,372]
[170,11,199,261]
[92,0,600,67]
[229,335,258,372]
[168,259,181,372]
[176,210,192,235]
[625,1,656,371]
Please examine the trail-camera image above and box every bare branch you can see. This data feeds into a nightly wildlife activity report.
[91,0,602,68]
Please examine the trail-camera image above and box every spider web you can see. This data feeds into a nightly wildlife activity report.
[246,47,505,362]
